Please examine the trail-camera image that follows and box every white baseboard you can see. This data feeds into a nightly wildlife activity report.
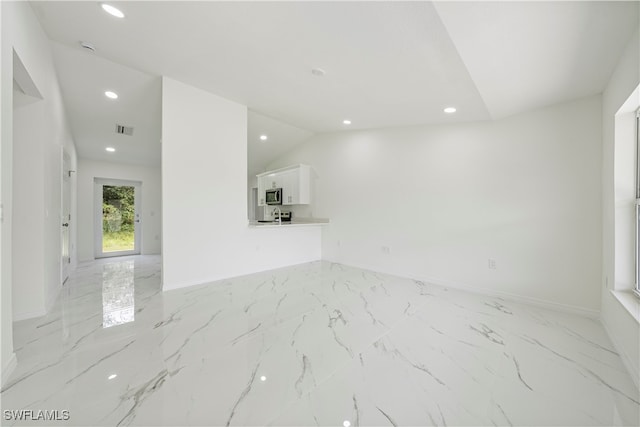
[422,275,600,319]
[13,285,59,322]
[2,352,17,387]
[601,316,640,389]
[162,258,322,292]
[163,277,218,292]
[12,307,46,322]
[45,283,60,314]
[323,257,600,319]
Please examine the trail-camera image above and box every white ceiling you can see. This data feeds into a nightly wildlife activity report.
[30,1,638,172]
[433,1,639,119]
[50,42,161,166]
[248,111,314,177]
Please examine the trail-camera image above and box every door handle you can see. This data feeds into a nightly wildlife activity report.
[62,223,69,227]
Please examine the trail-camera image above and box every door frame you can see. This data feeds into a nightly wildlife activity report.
[61,149,71,284]
[94,178,142,258]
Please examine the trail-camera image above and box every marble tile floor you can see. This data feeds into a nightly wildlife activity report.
[1,255,638,426]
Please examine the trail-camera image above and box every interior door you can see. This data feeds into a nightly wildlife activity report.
[61,151,71,283]
[95,179,141,258]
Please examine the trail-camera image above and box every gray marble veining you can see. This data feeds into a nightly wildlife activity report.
[1,255,638,426]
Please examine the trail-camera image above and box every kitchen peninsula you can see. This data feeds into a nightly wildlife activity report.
[248,218,329,228]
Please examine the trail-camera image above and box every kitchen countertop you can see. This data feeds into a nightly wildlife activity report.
[248,218,330,228]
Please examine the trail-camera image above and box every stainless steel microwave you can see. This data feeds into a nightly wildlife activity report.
[266,188,282,205]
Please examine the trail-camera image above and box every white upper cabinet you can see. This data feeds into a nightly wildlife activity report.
[257,176,267,206]
[281,169,297,205]
[264,174,281,190]
[287,165,311,205]
[256,164,312,205]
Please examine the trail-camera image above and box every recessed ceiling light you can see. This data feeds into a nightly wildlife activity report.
[260,135,268,141]
[105,91,118,99]
[101,3,125,18]
[106,147,116,152]
[444,107,457,113]
[343,421,351,427]
[343,119,351,125]
[311,68,326,77]
[260,375,267,381]
[108,374,117,380]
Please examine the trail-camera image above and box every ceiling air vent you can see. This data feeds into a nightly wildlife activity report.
[115,124,134,136]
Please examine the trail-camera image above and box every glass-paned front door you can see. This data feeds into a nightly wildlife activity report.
[96,179,141,258]
[103,185,135,253]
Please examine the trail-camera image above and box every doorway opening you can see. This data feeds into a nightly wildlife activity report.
[95,179,141,258]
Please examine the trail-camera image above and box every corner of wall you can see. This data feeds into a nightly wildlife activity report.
[600,23,640,386]
[600,298,640,389]
[1,352,17,387]
[12,307,46,322]
[0,0,16,387]
[45,278,60,314]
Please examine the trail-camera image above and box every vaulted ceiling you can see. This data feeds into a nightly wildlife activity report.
[30,1,639,173]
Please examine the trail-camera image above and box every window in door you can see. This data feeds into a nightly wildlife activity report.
[95,179,141,258]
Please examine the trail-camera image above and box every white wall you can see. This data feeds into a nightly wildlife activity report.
[161,77,321,290]
[1,1,78,382]
[614,111,637,290]
[12,93,45,319]
[601,27,640,386]
[0,0,11,385]
[77,159,161,261]
[269,95,603,315]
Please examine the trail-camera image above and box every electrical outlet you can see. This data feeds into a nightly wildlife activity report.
[488,259,496,269]
[382,246,390,254]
